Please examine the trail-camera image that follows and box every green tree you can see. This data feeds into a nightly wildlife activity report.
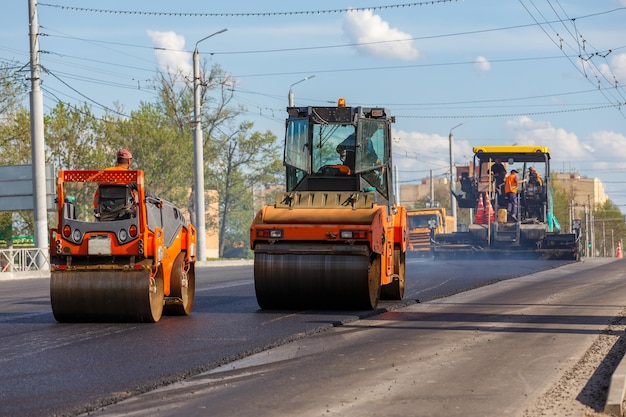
[206,123,282,258]
[103,66,238,218]
[550,172,576,232]
[45,102,109,170]
[0,107,30,165]
[0,64,27,118]
[0,61,30,166]
[108,103,192,207]
[0,213,11,246]
[0,61,284,257]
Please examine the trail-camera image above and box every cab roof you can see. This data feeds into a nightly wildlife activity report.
[472,146,551,162]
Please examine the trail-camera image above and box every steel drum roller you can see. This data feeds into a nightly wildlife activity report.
[254,253,381,310]
[50,269,164,323]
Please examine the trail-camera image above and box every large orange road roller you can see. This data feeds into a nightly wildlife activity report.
[49,169,196,322]
[250,100,407,310]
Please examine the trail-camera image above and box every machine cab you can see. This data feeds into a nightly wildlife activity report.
[283,102,394,204]
[470,146,551,224]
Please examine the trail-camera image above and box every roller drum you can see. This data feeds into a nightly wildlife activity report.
[50,269,164,323]
[254,253,380,310]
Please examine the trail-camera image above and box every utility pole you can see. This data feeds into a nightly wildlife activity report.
[584,204,591,257]
[448,123,463,227]
[28,0,47,262]
[611,229,615,257]
[588,195,594,257]
[430,170,434,205]
[602,221,606,257]
[193,28,227,262]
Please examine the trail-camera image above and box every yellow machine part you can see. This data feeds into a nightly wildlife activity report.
[50,268,164,323]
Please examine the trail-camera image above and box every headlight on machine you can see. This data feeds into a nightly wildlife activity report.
[119,229,128,242]
[72,228,82,242]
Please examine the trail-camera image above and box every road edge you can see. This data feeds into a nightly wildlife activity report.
[605,358,626,416]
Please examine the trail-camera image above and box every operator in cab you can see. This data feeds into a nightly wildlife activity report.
[528,166,543,186]
[335,122,382,172]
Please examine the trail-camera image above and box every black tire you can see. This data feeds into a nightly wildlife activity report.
[381,247,405,300]
[164,252,195,316]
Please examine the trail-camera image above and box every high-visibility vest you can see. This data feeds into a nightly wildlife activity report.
[504,173,518,194]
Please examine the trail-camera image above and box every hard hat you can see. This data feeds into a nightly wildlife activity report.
[117,149,132,159]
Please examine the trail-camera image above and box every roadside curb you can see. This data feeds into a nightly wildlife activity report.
[196,259,253,267]
[0,270,50,280]
[605,349,626,416]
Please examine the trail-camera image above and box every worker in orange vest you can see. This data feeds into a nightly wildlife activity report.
[504,169,525,221]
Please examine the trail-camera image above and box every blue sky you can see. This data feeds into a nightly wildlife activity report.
[2,1,626,210]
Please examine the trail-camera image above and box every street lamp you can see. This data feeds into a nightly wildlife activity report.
[193,28,227,262]
[449,123,463,228]
[288,75,315,106]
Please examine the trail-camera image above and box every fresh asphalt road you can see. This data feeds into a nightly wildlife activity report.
[0,256,599,417]
[84,257,626,417]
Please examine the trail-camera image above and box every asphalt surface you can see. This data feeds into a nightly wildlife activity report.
[3,257,621,417]
[82,258,626,417]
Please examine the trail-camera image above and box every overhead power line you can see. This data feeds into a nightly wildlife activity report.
[38,1,458,17]
[42,67,130,118]
[517,0,626,119]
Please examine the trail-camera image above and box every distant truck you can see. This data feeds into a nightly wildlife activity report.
[407,207,455,255]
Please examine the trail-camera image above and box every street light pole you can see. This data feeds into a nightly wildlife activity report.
[28,0,47,259]
[288,75,315,106]
[449,123,463,228]
[193,28,227,262]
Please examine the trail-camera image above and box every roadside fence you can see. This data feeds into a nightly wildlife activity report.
[0,248,49,273]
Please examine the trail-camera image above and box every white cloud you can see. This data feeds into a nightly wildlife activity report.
[475,56,491,74]
[342,10,418,60]
[504,117,626,176]
[505,116,587,162]
[147,30,192,77]
[393,122,626,210]
[598,52,626,83]
[588,130,626,163]
[392,128,473,178]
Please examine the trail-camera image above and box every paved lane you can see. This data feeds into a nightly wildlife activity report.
[83,258,625,417]
[0,258,574,416]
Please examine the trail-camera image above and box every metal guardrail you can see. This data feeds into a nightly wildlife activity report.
[0,248,49,273]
